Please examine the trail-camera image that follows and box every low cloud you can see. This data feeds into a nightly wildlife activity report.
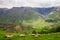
[0,0,60,8]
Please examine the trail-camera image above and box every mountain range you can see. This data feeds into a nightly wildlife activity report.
[0,7,59,24]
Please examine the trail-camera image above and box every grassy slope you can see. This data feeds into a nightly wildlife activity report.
[12,32,60,40]
[23,19,52,29]
[0,30,60,40]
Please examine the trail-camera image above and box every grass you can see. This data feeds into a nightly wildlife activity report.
[0,30,60,40]
[40,32,60,40]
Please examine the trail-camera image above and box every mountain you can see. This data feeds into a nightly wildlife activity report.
[48,7,60,19]
[45,7,60,23]
[0,7,43,24]
[0,7,60,30]
[0,8,8,15]
[34,7,56,15]
[0,7,56,14]
[0,7,58,24]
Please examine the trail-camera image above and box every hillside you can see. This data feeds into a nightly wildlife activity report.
[0,7,60,31]
[47,8,60,24]
[34,7,56,15]
[0,7,43,24]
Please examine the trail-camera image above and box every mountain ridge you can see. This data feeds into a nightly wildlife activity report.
[0,7,59,24]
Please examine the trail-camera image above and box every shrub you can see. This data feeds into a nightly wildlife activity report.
[50,24,60,32]
[35,27,50,34]
[32,30,37,34]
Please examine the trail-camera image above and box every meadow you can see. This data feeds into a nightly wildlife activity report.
[0,29,60,40]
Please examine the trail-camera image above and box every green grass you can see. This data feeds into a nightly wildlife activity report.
[22,19,50,28]
[0,30,60,40]
[39,32,60,40]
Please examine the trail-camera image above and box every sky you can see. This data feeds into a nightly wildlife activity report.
[0,0,60,8]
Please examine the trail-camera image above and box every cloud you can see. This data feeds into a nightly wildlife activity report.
[0,0,60,8]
